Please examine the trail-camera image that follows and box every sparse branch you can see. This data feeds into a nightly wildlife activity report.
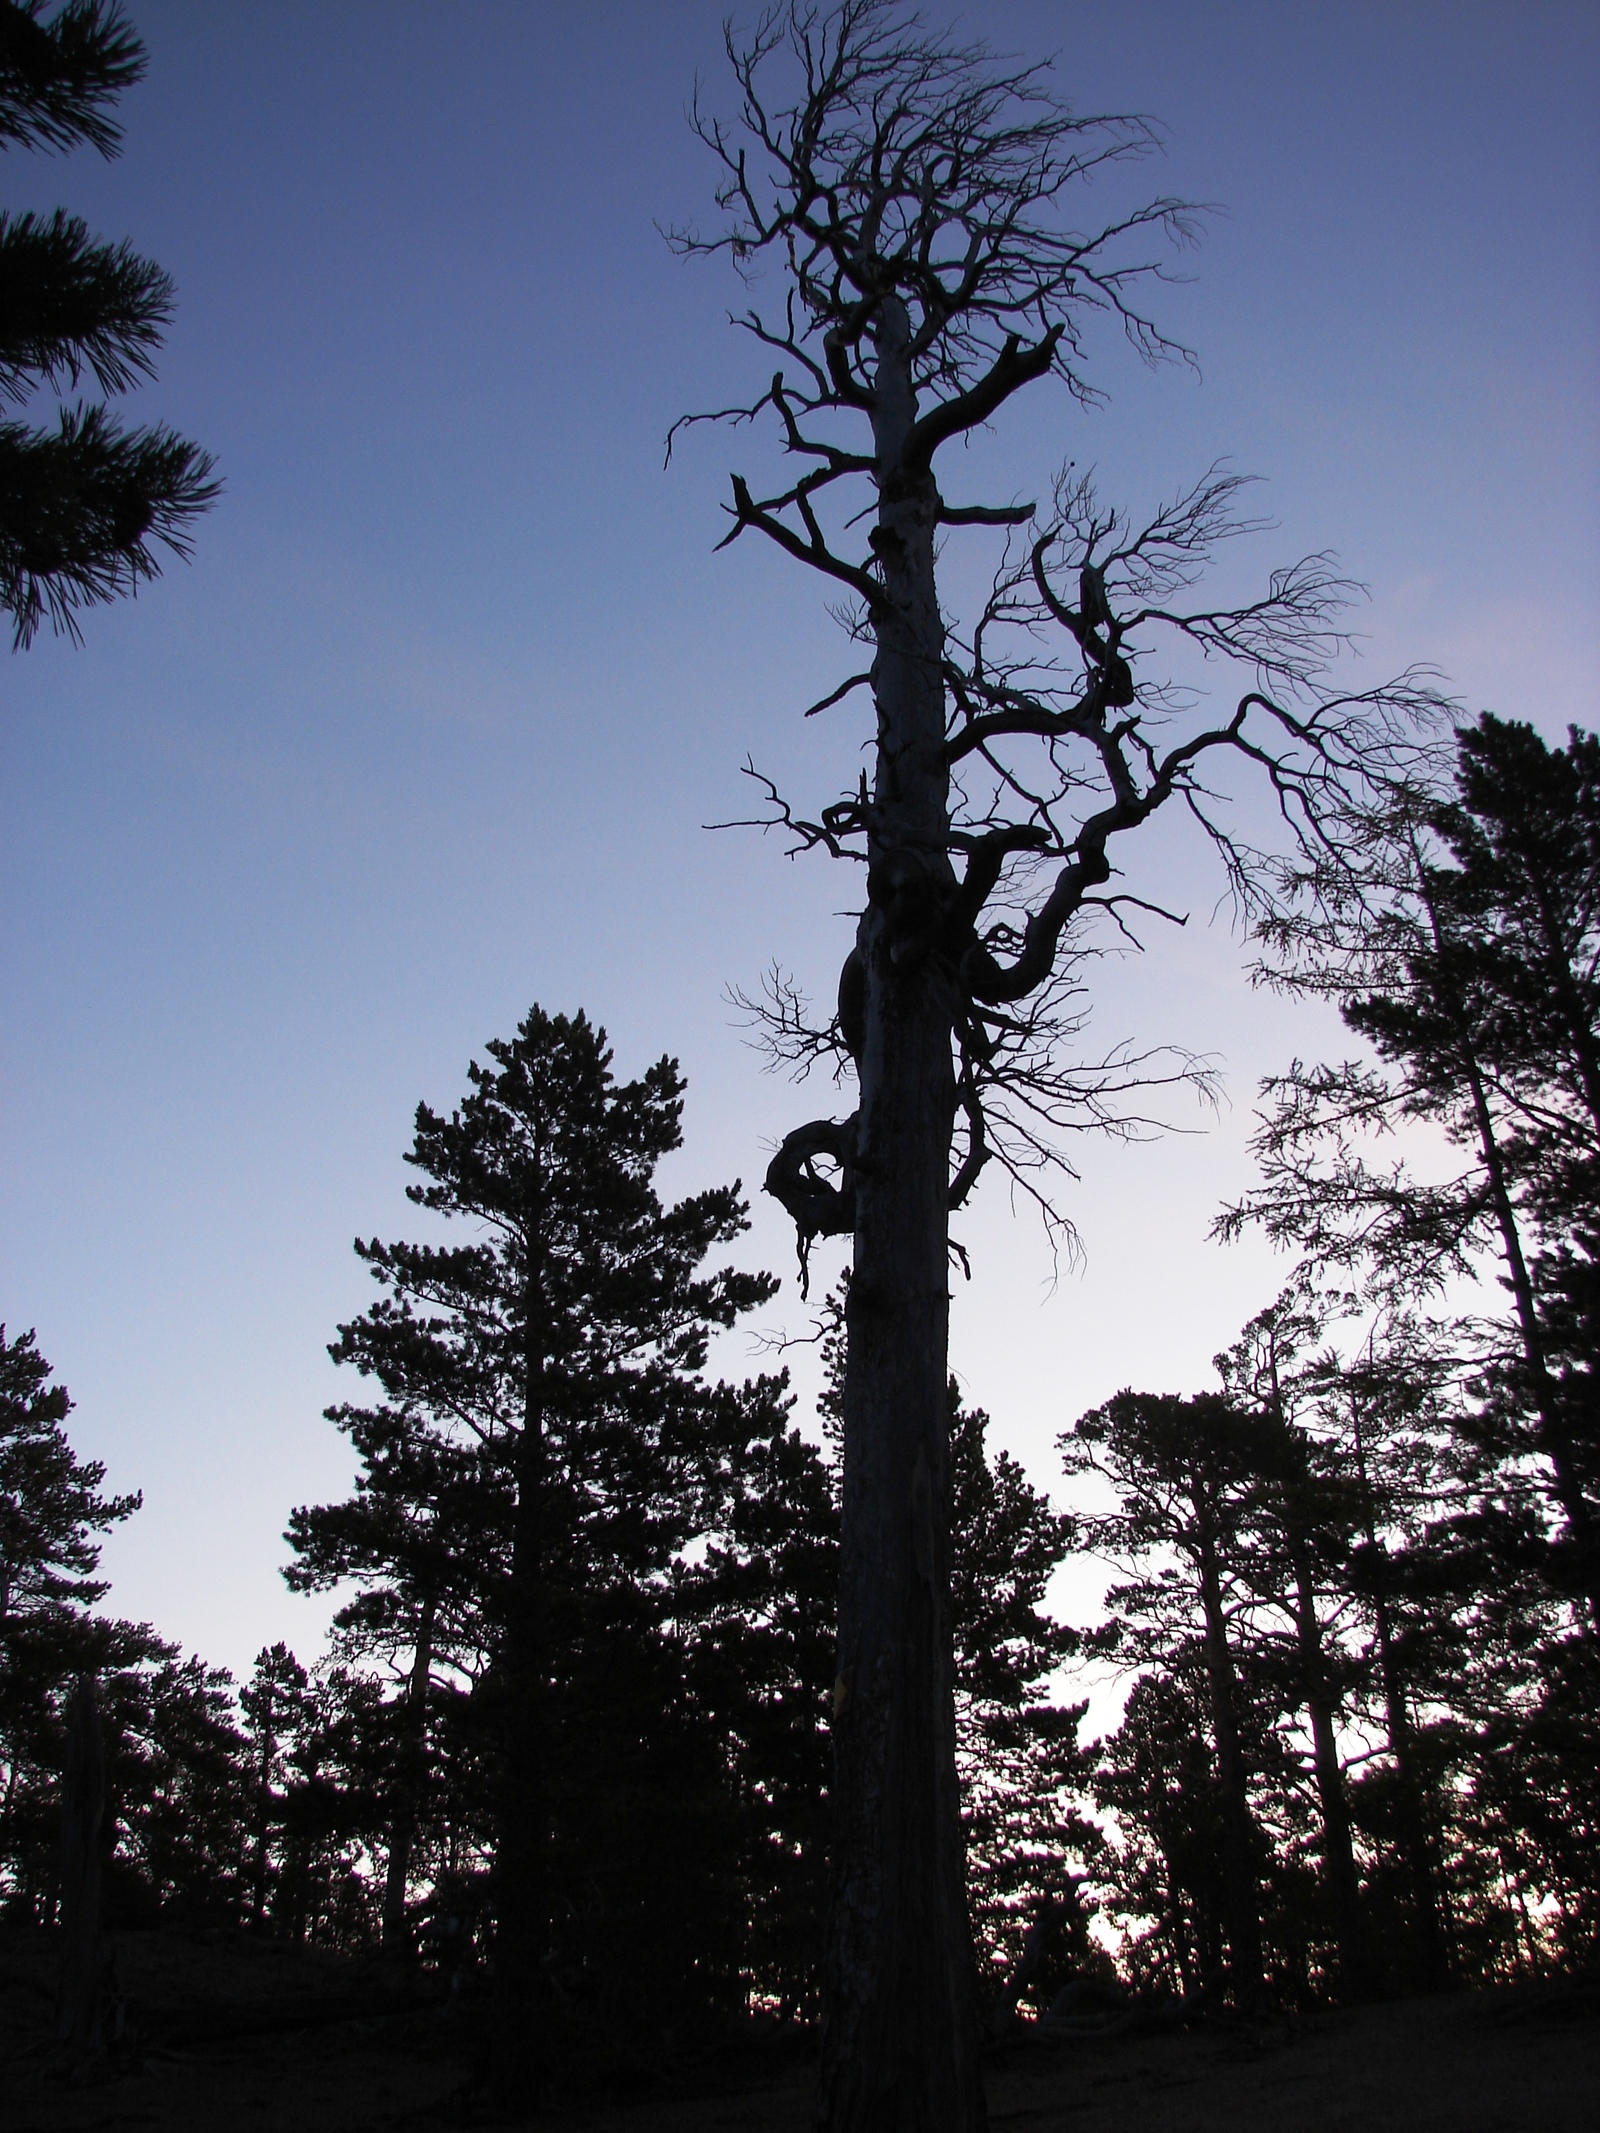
[668,0,1206,479]
[933,487,1444,1015]
[716,471,883,606]
[952,957,1221,1261]
[805,668,873,717]
[707,758,871,862]
[731,963,854,1082]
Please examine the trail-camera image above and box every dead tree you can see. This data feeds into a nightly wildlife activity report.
[671,5,1437,2124]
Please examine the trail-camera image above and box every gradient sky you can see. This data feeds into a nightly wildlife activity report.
[2,1,1596,1685]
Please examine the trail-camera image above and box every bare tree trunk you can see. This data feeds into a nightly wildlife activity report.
[1420,880,1600,1632]
[1347,1391,1451,1994]
[1193,1499,1265,2011]
[488,1227,551,2103]
[383,1593,436,1953]
[1288,1539,1371,1998]
[821,299,985,2133]
[54,1676,107,2068]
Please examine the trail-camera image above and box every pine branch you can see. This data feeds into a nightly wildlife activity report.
[0,209,174,400]
[0,402,219,646]
[0,0,144,158]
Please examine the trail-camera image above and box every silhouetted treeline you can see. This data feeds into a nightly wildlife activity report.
[2,717,1596,2049]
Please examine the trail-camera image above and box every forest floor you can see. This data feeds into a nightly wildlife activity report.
[3,1924,1599,2132]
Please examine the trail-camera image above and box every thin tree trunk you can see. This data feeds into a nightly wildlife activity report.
[1346,1392,1451,1991]
[249,1689,275,1931]
[383,1592,436,1952]
[1159,1837,1197,1997]
[1192,1494,1265,2010]
[1461,1033,1597,1610]
[489,1182,551,2101]
[1370,1591,1451,1989]
[0,1752,21,1870]
[1420,879,1600,1630]
[990,1893,1054,2035]
[1287,1536,1371,1997]
[54,1676,107,2067]
[821,297,985,2133]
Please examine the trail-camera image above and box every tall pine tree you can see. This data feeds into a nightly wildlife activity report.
[289,1007,785,2092]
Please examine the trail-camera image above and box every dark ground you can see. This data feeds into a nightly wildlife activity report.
[4,1926,1599,2132]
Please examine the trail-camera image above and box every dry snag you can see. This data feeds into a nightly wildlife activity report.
[671,5,1435,2125]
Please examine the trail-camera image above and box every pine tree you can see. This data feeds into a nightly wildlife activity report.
[285,1398,493,1950]
[0,0,216,645]
[1211,1295,1377,1997]
[0,1326,253,1937]
[1233,725,1600,1626]
[1094,1666,1229,1998]
[1061,1390,1271,2008]
[0,1323,139,1625]
[238,1641,310,1931]
[679,1402,838,2019]
[946,1395,1098,2020]
[0,1322,141,1906]
[289,1006,785,2090]
[99,1648,249,1928]
[1433,718,1600,1588]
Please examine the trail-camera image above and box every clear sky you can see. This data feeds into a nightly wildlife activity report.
[2,1,1596,1685]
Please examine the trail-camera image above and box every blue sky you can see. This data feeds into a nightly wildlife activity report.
[2,1,1596,1680]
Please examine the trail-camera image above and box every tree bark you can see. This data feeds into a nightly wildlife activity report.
[1192,1489,1265,2011]
[820,298,985,2133]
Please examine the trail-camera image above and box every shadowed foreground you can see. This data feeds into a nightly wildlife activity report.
[3,1927,1599,2132]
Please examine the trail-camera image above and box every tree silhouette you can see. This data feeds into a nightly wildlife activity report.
[1214,1293,1376,1998]
[291,1006,783,2096]
[1227,720,1600,1628]
[1062,1389,1269,2008]
[0,1324,251,1966]
[672,6,1435,2114]
[945,1393,1098,2022]
[286,1396,490,1951]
